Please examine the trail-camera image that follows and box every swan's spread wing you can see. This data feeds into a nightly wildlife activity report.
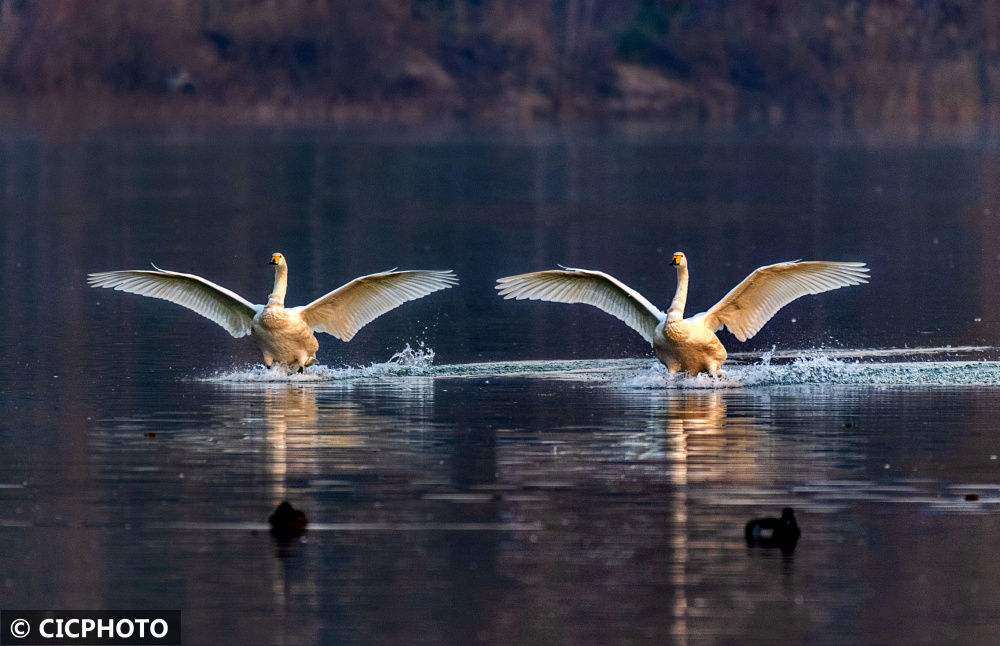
[296,269,458,341]
[703,261,869,342]
[87,267,259,338]
[495,268,665,344]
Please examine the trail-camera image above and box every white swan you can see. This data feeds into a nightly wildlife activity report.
[88,253,459,371]
[496,252,869,376]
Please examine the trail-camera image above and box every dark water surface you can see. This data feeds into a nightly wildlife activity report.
[4,131,1000,644]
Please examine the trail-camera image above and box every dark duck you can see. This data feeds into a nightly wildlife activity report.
[745,507,800,553]
[269,500,308,540]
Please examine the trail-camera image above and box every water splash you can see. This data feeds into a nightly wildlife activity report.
[624,349,1000,389]
[202,342,436,383]
[622,363,744,390]
[385,342,436,371]
[201,345,1000,388]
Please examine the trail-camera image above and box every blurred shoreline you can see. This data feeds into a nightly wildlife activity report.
[3,94,997,148]
[2,1,999,144]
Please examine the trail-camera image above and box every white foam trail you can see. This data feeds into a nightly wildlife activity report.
[623,349,1000,389]
[200,345,1000,388]
[728,345,997,360]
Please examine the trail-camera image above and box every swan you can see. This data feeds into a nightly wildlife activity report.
[88,253,458,371]
[496,252,868,376]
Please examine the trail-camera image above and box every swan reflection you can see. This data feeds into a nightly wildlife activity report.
[251,380,437,501]
[624,391,767,473]
[630,390,771,646]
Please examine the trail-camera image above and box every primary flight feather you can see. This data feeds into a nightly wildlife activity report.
[88,253,458,371]
[496,252,868,376]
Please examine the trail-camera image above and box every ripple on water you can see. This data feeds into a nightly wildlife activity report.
[700,480,1000,516]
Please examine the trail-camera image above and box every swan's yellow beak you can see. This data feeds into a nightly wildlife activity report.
[670,254,683,266]
[270,254,281,266]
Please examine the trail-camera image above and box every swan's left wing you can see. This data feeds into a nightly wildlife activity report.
[495,267,665,344]
[87,266,260,338]
[295,269,459,341]
[703,261,869,342]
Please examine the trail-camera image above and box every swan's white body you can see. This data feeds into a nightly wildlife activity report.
[497,252,869,376]
[88,253,458,371]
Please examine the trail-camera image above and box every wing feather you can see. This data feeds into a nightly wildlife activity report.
[495,268,665,344]
[296,269,458,341]
[704,261,869,342]
[87,267,259,338]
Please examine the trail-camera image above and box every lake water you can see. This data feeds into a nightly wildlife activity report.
[4,129,1000,644]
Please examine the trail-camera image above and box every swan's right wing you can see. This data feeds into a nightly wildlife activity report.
[703,260,869,342]
[296,269,459,341]
[87,267,260,338]
[496,267,665,344]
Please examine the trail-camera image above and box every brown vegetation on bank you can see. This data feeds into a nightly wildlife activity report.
[1,0,999,133]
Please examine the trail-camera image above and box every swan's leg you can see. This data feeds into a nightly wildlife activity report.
[293,352,313,373]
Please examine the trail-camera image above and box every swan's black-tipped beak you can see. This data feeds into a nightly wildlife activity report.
[269,254,280,266]
[670,255,682,266]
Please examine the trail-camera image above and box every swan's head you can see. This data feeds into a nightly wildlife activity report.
[269,253,285,267]
[669,252,687,268]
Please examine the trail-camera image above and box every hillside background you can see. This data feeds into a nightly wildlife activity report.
[1,0,999,134]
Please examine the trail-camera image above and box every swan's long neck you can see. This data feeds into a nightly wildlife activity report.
[267,264,288,307]
[666,264,688,322]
